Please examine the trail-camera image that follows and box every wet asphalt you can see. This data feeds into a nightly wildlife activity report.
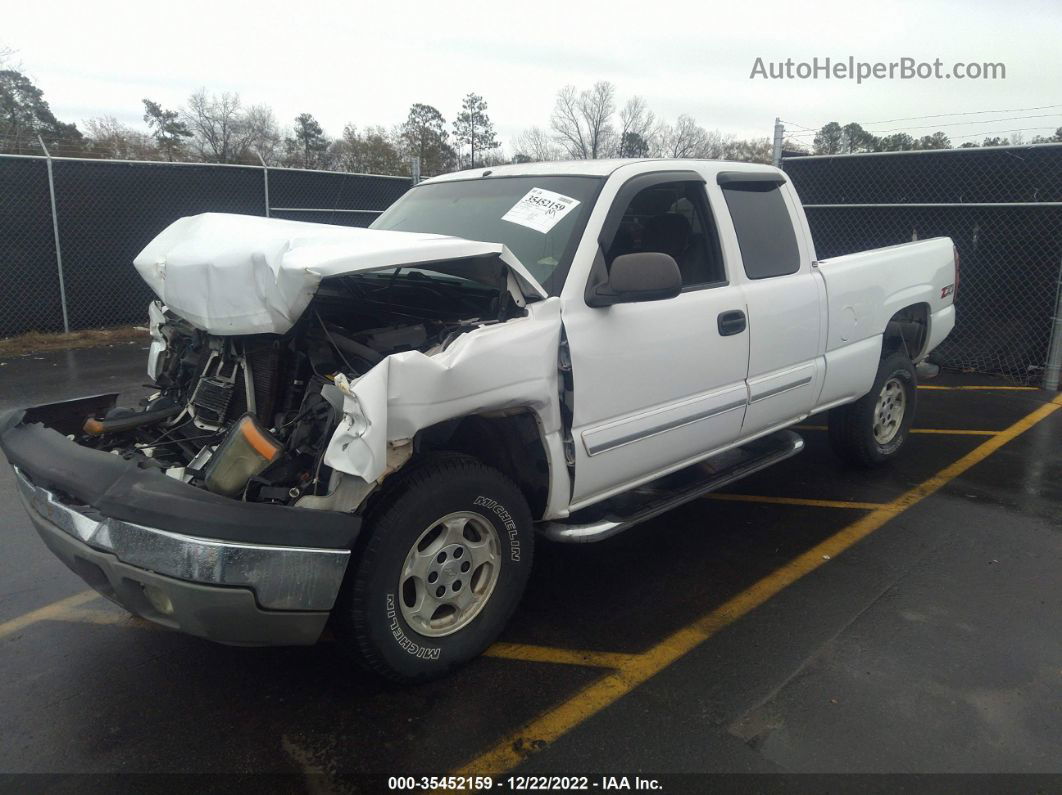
[0,343,1059,788]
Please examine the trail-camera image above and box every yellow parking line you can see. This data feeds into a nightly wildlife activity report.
[3,602,634,664]
[794,425,997,436]
[451,394,1062,777]
[909,428,997,436]
[58,609,166,633]
[0,590,98,640]
[50,607,135,626]
[485,643,640,669]
[917,385,1037,391]
[704,494,887,510]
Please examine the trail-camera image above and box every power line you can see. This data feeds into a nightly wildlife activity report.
[785,108,1062,138]
[779,119,817,133]
[951,125,1061,141]
[862,103,1062,125]
[784,114,1062,139]
[863,113,1062,134]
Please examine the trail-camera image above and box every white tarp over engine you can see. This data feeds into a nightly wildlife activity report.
[133,213,546,335]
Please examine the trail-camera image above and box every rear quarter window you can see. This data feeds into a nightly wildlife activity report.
[721,182,801,279]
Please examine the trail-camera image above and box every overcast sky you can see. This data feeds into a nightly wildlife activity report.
[5,0,1061,151]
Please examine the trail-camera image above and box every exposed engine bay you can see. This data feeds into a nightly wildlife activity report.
[76,267,525,506]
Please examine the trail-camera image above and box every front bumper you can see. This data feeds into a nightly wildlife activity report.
[1,396,359,646]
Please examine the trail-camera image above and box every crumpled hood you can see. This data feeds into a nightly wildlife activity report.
[133,213,547,335]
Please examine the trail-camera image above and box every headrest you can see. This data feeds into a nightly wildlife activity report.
[644,213,690,255]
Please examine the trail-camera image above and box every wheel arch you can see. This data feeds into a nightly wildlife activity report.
[882,302,930,362]
[410,409,553,520]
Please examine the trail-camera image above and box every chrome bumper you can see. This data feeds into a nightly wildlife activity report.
[14,467,349,612]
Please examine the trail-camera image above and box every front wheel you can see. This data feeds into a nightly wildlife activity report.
[333,455,534,683]
[828,351,918,467]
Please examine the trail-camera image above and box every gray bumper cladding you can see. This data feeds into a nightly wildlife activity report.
[14,468,350,646]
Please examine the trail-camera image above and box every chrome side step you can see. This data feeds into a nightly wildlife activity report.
[538,430,804,543]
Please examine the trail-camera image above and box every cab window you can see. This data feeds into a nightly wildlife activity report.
[604,181,726,287]
[720,181,801,279]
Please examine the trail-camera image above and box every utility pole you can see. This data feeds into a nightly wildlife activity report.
[1045,256,1062,391]
[772,117,784,168]
[256,152,270,218]
[38,134,70,333]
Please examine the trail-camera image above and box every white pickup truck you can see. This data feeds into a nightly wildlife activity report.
[1,159,956,682]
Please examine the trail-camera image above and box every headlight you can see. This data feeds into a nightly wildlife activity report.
[203,414,283,496]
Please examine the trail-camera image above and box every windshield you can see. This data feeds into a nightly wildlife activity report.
[370,175,602,293]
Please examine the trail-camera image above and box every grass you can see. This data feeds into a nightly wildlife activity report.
[0,325,148,357]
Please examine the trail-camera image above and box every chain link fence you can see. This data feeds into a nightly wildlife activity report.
[0,156,63,335]
[6,147,1062,385]
[783,143,1062,386]
[0,153,411,337]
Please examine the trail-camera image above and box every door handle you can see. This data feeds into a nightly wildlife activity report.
[717,310,747,336]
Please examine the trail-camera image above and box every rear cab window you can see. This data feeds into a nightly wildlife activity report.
[718,174,801,279]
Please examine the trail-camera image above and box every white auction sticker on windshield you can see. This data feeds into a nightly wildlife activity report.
[501,187,581,234]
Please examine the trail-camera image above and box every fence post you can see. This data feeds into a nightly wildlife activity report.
[772,118,784,168]
[38,135,70,333]
[1044,257,1062,391]
[257,152,271,218]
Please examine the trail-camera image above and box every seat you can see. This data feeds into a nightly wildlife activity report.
[643,213,712,285]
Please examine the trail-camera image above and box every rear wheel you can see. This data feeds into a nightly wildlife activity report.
[333,454,533,683]
[828,351,917,467]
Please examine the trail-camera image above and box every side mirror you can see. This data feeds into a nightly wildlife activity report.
[588,252,683,307]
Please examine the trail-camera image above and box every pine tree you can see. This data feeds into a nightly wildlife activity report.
[142,99,192,161]
[287,113,330,168]
[0,70,82,154]
[453,93,499,169]
[402,103,455,175]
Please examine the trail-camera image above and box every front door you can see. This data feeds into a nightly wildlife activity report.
[563,176,750,508]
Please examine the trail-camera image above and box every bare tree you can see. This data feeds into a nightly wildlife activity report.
[550,85,588,158]
[182,90,279,164]
[332,124,407,175]
[476,149,512,167]
[243,104,282,164]
[183,90,239,162]
[722,136,773,163]
[582,81,616,158]
[512,126,562,162]
[617,96,656,157]
[698,129,732,159]
[550,81,616,159]
[84,116,156,160]
[655,115,709,158]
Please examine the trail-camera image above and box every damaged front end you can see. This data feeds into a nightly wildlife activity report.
[0,265,538,644]
[112,261,529,509]
[0,215,563,645]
